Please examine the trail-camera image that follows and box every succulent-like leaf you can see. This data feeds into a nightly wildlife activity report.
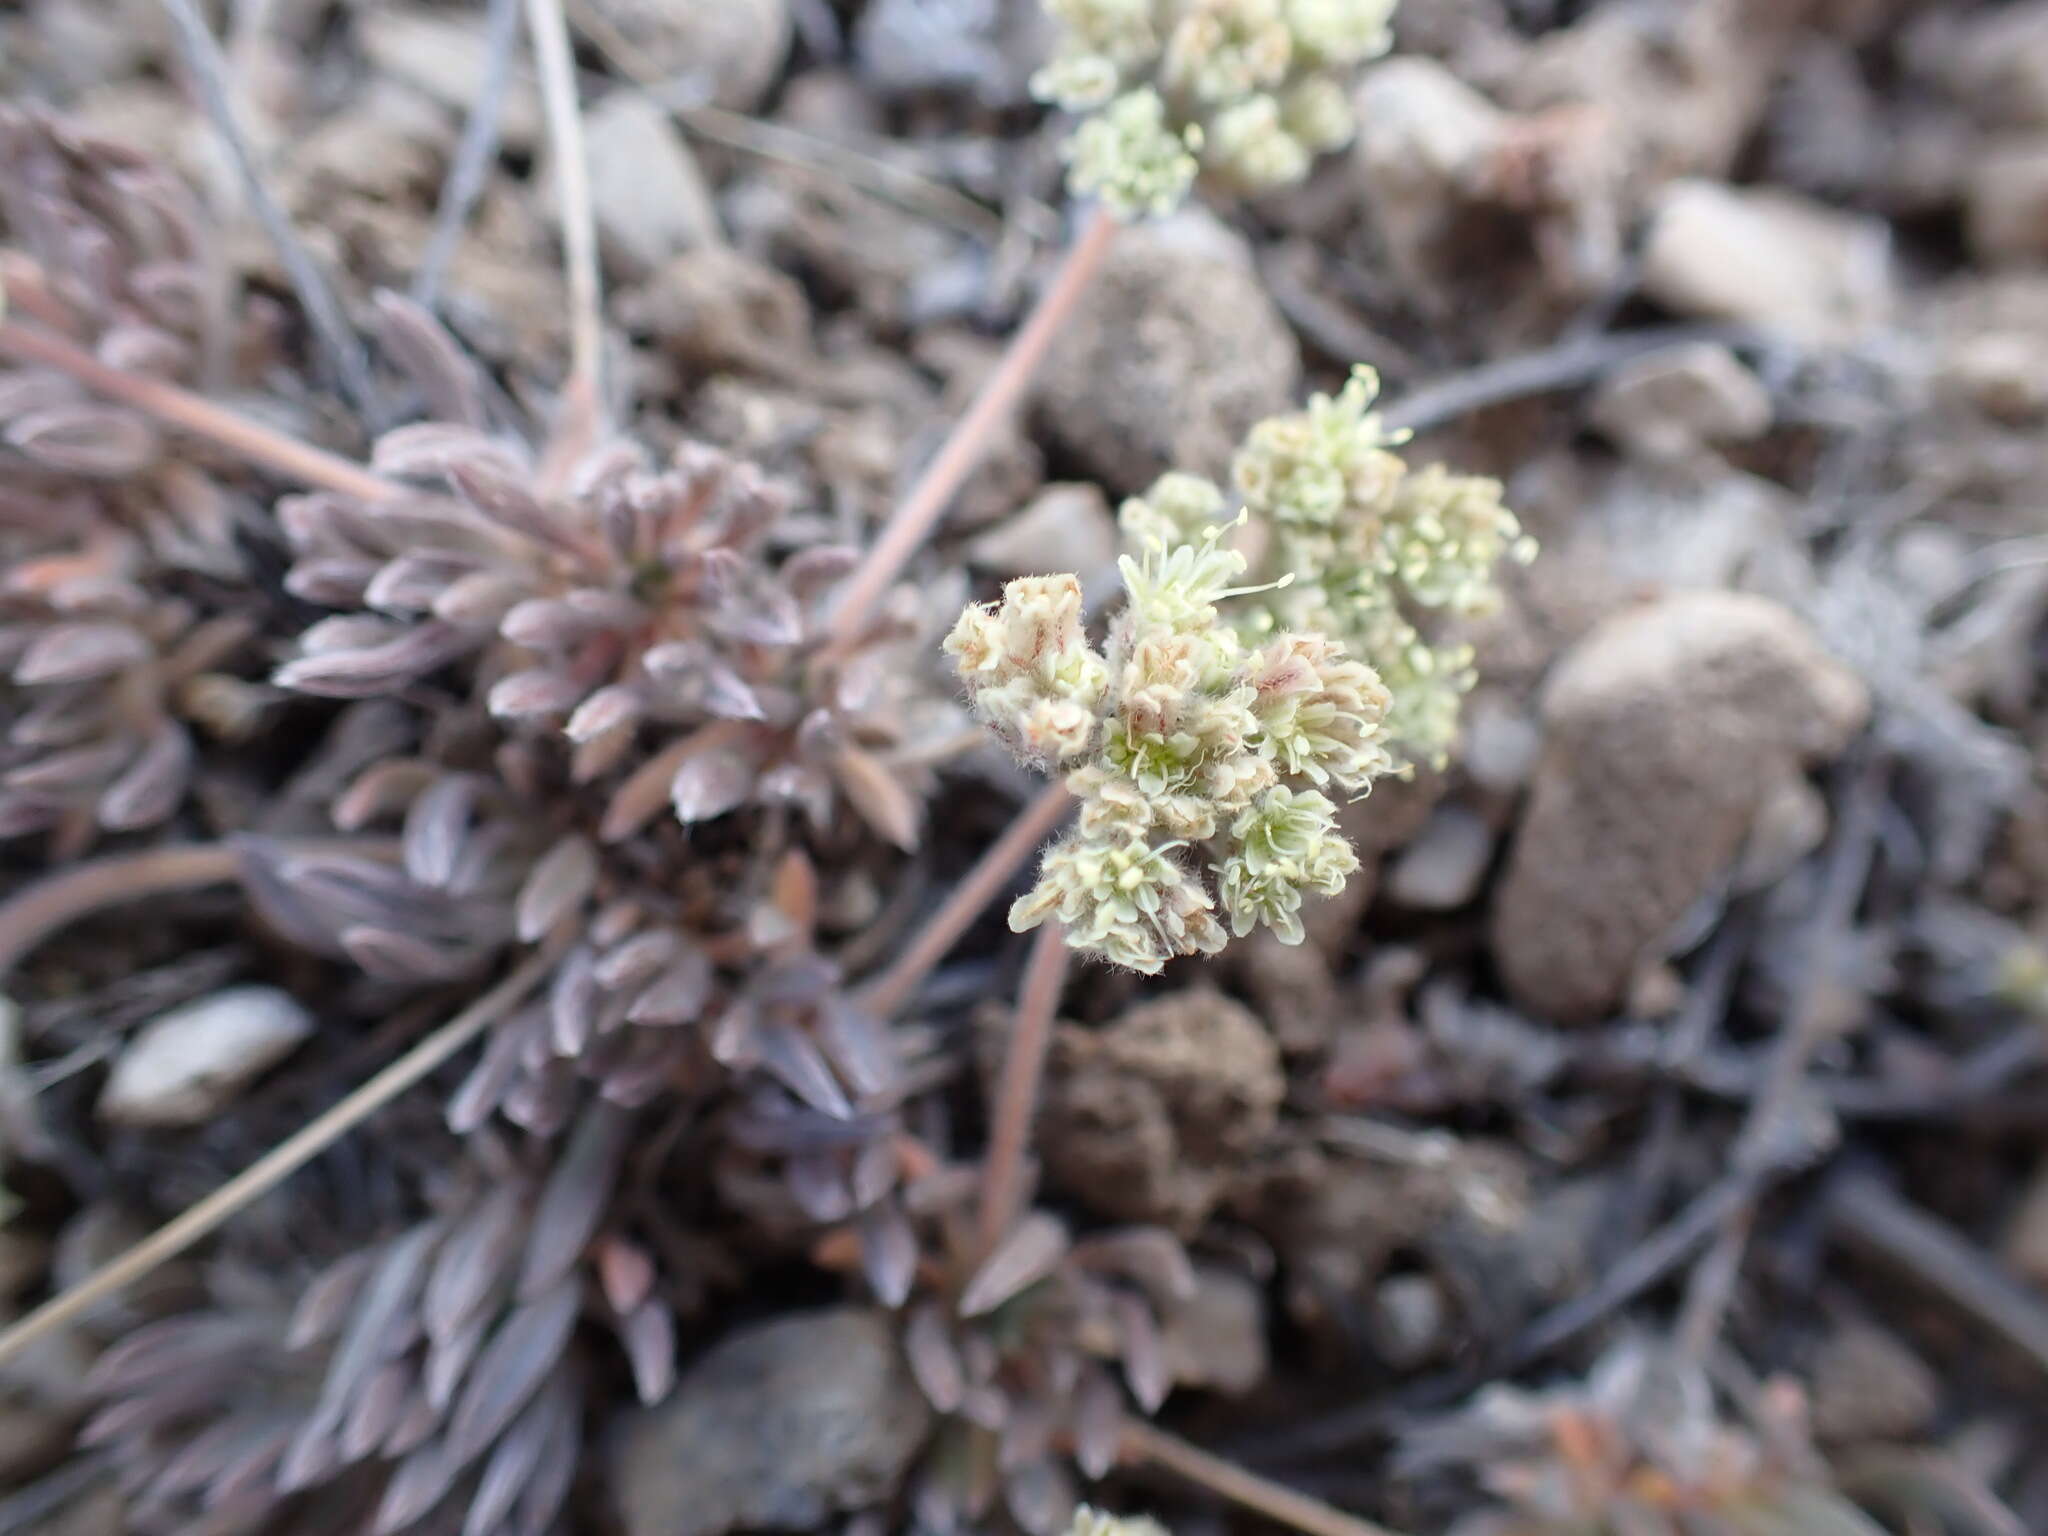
[960,1213,1069,1319]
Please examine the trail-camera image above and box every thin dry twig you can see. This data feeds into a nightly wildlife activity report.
[1122,1419,1412,1536]
[412,0,524,313]
[1246,1157,1787,1468]
[1381,323,1762,437]
[524,0,606,468]
[0,318,397,502]
[567,0,1003,249]
[976,918,1069,1260]
[555,0,729,249]
[1511,1166,1760,1368]
[0,940,561,1370]
[826,208,1120,651]
[671,100,1005,243]
[857,782,1072,1019]
[0,1453,115,1536]
[1828,1167,2048,1379]
[157,0,383,419]
[1676,755,1886,1359]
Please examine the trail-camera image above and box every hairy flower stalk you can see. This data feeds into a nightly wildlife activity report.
[947,514,1389,972]
[1034,0,1400,216]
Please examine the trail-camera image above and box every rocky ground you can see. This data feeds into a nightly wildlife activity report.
[4,0,2048,1533]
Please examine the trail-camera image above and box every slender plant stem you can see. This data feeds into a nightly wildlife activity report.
[0,320,396,502]
[0,941,560,1370]
[667,98,996,242]
[975,918,1069,1260]
[157,0,383,419]
[1508,1166,1760,1367]
[826,207,1119,651]
[413,0,524,314]
[1380,323,1761,437]
[558,0,728,248]
[0,838,405,982]
[857,781,1071,1019]
[0,844,240,980]
[1122,1420,1412,1536]
[524,0,605,468]
[1828,1169,2048,1379]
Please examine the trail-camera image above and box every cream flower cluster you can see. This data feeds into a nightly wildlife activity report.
[1035,0,1399,218]
[945,515,1390,972]
[1129,367,1535,769]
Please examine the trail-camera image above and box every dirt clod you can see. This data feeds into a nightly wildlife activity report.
[1040,987,1284,1234]
[1811,1321,1941,1444]
[1492,591,1870,1022]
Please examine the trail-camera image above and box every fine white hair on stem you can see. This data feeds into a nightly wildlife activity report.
[156,0,385,421]
[524,0,606,457]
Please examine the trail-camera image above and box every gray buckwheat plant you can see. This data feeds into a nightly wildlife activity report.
[948,372,1532,972]
[1034,0,1401,216]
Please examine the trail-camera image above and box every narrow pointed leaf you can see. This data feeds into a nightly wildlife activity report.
[445,1281,580,1467]
[959,1213,1068,1318]
[516,1100,631,1299]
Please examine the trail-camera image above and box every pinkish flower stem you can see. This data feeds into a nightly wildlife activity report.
[975,916,1070,1261]
[0,842,241,980]
[0,838,404,980]
[856,781,1071,1019]
[824,207,1119,651]
[0,319,398,504]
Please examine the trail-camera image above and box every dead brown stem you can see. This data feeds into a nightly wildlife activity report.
[0,939,561,1370]
[0,320,397,503]
[975,918,1069,1261]
[857,781,1071,1019]
[825,207,1119,651]
[1676,755,1885,1360]
[1121,1419,1412,1536]
[524,0,606,474]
